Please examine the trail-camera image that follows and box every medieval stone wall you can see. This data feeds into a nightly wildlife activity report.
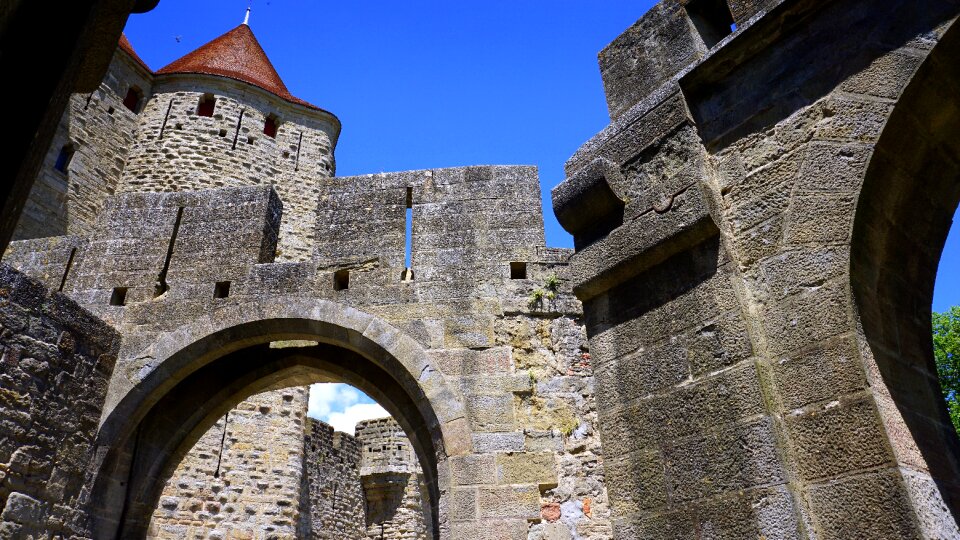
[305,417,365,539]
[148,387,310,539]
[14,48,151,241]
[357,417,430,540]
[120,78,338,262]
[554,0,960,538]
[3,164,614,538]
[0,265,119,539]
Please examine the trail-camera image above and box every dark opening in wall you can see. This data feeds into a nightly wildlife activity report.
[510,262,527,279]
[334,270,350,291]
[405,187,414,278]
[110,287,128,306]
[684,0,735,49]
[219,129,227,137]
[197,94,216,117]
[263,114,279,138]
[54,144,75,173]
[247,136,255,145]
[214,281,231,299]
[123,86,143,113]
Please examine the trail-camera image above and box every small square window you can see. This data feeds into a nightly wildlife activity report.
[334,269,349,291]
[263,114,279,138]
[197,94,216,117]
[123,86,143,113]
[54,144,75,173]
[684,0,735,49]
[110,287,128,306]
[510,262,527,280]
[214,281,231,299]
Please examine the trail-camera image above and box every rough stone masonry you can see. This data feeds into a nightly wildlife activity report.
[3,0,960,538]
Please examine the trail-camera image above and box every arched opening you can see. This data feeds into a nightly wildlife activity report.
[851,20,960,517]
[88,316,449,539]
[147,381,432,539]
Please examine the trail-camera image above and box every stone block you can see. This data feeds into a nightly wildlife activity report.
[477,484,541,520]
[806,470,920,539]
[495,453,557,487]
[786,396,892,481]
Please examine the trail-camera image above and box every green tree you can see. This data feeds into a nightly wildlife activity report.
[934,306,960,433]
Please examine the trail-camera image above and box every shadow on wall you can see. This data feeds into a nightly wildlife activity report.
[681,0,960,151]
[851,17,960,523]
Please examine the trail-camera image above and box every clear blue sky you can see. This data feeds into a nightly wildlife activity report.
[123,1,960,312]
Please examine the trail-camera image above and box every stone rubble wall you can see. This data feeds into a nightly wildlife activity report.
[148,387,310,540]
[357,417,430,540]
[305,417,365,539]
[120,78,337,262]
[14,49,151,241]
[0,264,119,539]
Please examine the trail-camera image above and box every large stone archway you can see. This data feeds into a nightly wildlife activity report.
[553,0,960,537]
[88,299,464,539]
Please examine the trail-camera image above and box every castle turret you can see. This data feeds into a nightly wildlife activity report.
[121,22,339,260]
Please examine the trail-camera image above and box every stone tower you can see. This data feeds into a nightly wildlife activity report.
[2,16,610,539]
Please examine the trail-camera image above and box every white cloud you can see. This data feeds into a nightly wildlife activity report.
[327,403,390,435]
[307,383,390,434]
[308,383,361,419]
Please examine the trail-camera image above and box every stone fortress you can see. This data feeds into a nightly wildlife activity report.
[2,13,609,540]
[2,0,960,539]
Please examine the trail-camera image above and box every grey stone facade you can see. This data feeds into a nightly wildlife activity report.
[305,417,365,539]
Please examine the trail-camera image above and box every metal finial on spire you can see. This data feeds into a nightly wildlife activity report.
[243,6,251,25]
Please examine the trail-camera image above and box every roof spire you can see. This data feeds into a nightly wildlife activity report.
[242,5,251,25]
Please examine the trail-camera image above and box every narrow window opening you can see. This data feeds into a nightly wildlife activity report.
[175,123,183,130]
[684,0,735,49]
[159,99,173,139]
[155,207,184,298]
[58,248,76,292]
[263,114,279,138]
[107,106,115,115]
[197,94,216,117]
[510,262,527,280]
[294,132,303,171]
[110,287,128,306]
[404,187,414,279]
[247,135,255,145]
[219,129,227,137]
[213,281,231,299]
[214,411,229,478]
[231,109,245,150]
[122,86,143,113]
[54,144,75,173]
[334,269,349,291]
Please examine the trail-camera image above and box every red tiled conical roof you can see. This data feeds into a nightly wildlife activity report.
[119,33,151,71]
[156,24,319,110]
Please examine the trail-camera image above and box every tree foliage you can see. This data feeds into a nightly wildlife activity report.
[934,306,960,433]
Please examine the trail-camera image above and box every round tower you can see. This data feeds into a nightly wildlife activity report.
[120,20,340,261]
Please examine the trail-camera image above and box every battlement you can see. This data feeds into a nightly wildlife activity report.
[598,0,780,121]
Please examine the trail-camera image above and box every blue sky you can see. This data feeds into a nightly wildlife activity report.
[123,1,960,428]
